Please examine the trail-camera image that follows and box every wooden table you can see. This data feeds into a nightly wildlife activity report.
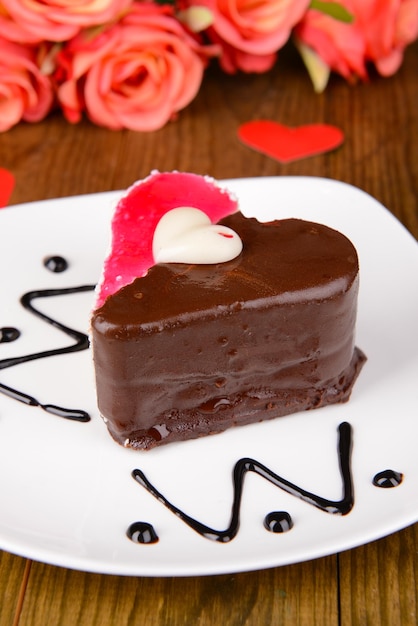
[1,40,417,626]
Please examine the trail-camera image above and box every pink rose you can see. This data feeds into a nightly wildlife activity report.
[295,0,418,82]
[294,2,367,81]
[186,0,311,73]
[0,0,132,43]
[348,0,418,76]
[0,4,41,44]
[55,2,213,131]
[0,37,53,132]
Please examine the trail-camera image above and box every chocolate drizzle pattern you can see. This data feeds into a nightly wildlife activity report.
[129,422,354,543]
[0,256,94,421]
[0,254,406,547]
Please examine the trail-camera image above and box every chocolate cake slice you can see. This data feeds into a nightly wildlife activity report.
[91,172,366,450]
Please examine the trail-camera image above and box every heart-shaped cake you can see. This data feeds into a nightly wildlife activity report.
[91,172,366,450]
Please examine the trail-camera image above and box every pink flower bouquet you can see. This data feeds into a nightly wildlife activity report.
[0,0,417,132]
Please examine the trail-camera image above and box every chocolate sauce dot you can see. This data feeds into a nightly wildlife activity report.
[44,256,69,273]
[264,511,293,533]
[373,469,403,488]
[0,327,20,343]
[127,521,159,544]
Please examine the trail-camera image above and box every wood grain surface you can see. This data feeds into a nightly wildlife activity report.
[0,40,417,626]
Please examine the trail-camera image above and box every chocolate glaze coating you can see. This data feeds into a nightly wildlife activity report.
[91,215,366,449]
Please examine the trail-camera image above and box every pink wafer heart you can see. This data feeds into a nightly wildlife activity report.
[97,171,238,307]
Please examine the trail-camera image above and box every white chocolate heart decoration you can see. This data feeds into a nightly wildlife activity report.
[152,207,243,264]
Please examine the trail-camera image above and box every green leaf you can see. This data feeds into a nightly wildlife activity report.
[309,0,354,23]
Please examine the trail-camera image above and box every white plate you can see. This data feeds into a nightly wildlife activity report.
[0,177,417,577]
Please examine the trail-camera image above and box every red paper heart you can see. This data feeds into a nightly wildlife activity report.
[238,121,344,163]
[0,168,15,207]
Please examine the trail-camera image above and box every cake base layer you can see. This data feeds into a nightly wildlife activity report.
[107,347,366,450]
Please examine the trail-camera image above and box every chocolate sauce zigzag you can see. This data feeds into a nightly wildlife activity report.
[0,284,95,422]
[0,285,94,369]
[129,422,354,543]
